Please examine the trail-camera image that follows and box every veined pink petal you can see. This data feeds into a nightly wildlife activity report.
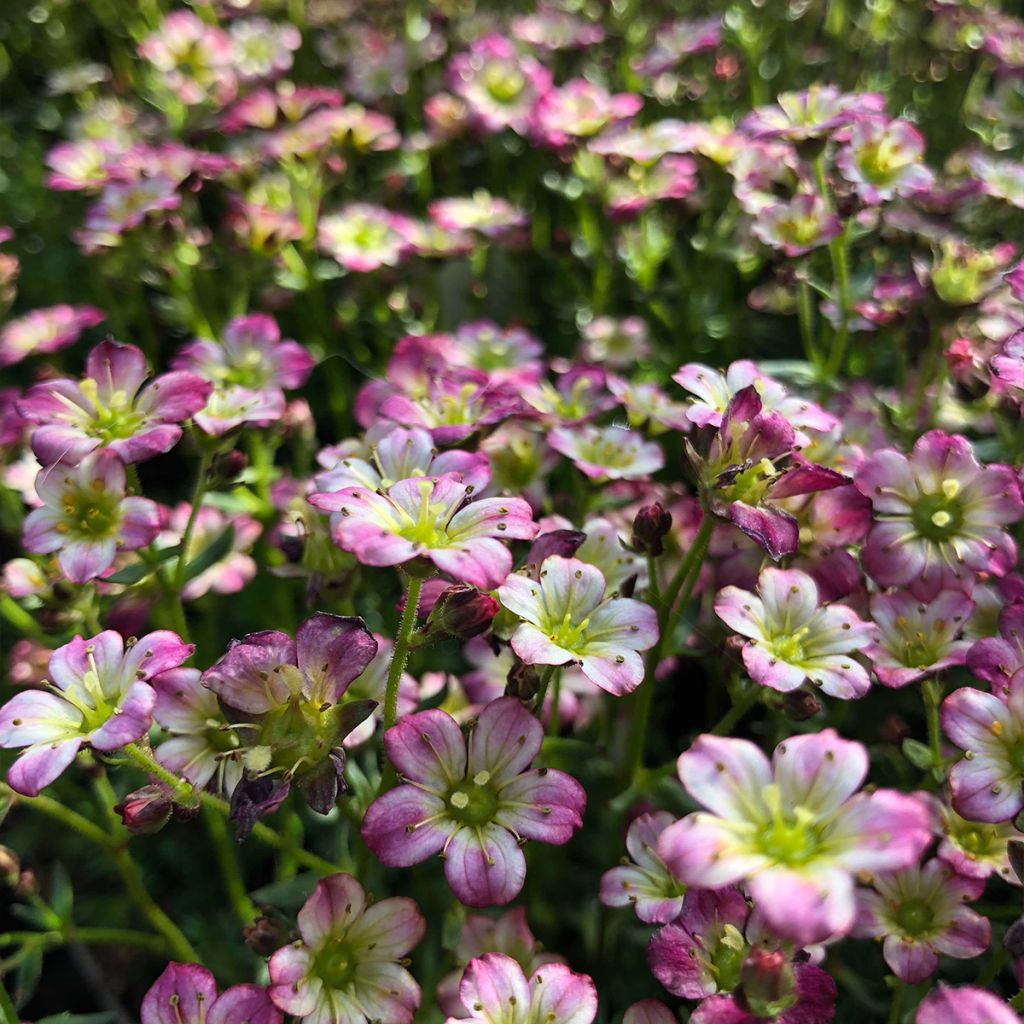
[772,729,868,816]
[468,696,542,783]
[297,873,366,947]
[361,784,449,867]
[141,963,218,1024]
[677,734,773,819]
[383,708,467,790]
[444,823,527,906]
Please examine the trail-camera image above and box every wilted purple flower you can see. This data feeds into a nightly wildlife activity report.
[915,985,1020,1024]
[714,567,873,699]
[23,451,161,583]
[436,907,564,1018]
[447,35,552,135]
[865,588,974,688]
[142,962,280,1024]
[853,860,989,982]
[942,670,1024,823]
[447,953,597,1024]
[268,873,425,1024]
[530,79,643,150]
[550,425,665,481]
[689,387,847,559]
[310,473,537,589]
[854,430,1023,592]
[202,614,379,818]
[658,731,933,944]
[600,811,684,923]
[0,305,104,369]
[138,11,236,106]
[836,117,933,204]
[152,667,243,797]
[0,629,192,796]
[317,204,418,272]
[19,339,211,465]
[499,555,659,695]
[752,194,842,258]
[362,697,585,906]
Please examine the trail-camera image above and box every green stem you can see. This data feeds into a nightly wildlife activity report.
[91,773,200,964]
[922,677,945,781]
[123,743,197,805]
[1,786,116,850]
[710,686,762,736]
[813,155,853,381]
[173,448,214,597]
[797,279,818,370]
[547,671,562,737]
[660,517,715,649]
[384,575,425,732]
[534,665,557,714]
[203,808,258,926]
[887,979,903,1024]
[0,928,168,955]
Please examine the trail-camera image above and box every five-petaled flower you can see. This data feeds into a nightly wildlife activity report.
[142,962,281,1024]
[0,629,193,796]
[361,696,585,906]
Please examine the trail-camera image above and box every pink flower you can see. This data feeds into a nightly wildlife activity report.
[317,204,418,272]
[942,670,1024,823]
[915,985,1021,1024]
[436,907,564,1018]
[23,451,161,583]
[751,194,842,258]
[934,800,1021,884]
[310,474,538,589]
[138,11,236,106]
[854,431,1023,592]
[600,811,685,923]
[966,603,1024,695]
[714,567,873,699]
[446,953,597,1024]
[743,85,884,142]
[429,194,528,241]
[362,697,585,906]
[658,731,933,944]
[268,873,425,1024]
[530,79,642,149]
[624,1002,676,1024]
[852,859,989,982]
[0,629,192,796]
[142,962,280,1024]
[549,425,665,481]
[83,176,181,237]
[0,305,104,368]
[229,18,301,82]
[152,668,243,797]
[498,555,658,695]
[580,316,651,368]
[19,339,212,465]
[836,117,934,204]
[673,360,837,434]
[865,588,974,688]
[447,35,553,135]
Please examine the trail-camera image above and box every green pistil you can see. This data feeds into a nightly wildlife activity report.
[62,485,119,539]
[313,936,357,990]
[707,923,747,994]
[893,898,934,937]
[579,440,635,470]
[79,378,144,442]
[448,770,498,826]
[433,383,478,426]
[757,785,821,865]
[398,480,449,547]
[911,480,965,542]
[484,65,524,103]
[547,609,591,651]
[769,626,810,665]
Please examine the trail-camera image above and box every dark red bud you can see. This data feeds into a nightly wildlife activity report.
[631,503,673,556]
[243,915,292,957]
[114,785,173,836]
[525,530,587,570]
[212,449,249,484]
[420,584,499,643]
[505,662,541,702]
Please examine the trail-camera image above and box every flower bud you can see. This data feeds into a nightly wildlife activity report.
[525,530,586,570]
[631,503,673,556]
[505,661,541,701]
[419,584,499,643]
[0,846,20,886]
[1009,838,1024,886]
[243,915,292,956]
[212,448,248,485]
[738,949,798,1019]
[114,785,173,836]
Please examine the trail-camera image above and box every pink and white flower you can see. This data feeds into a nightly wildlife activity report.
[0,305,104,368]
[317,204,418,272]
[498,555,659,695]
[600,811,685,923]
[446,953,596,1024]
[19,339,212,466]
[658,731,933,944]
[865,588,974,688]
[530,79,642,149]
[854,430,1023,592]
[714,567,873,700]
[0,629,192,796]
[751,194,842,258]
[361,697,585,906]
[915,985,1021,1024]
[852,859,990,982]
[23,451,161,583]
[310,474,537,590]
[549,425,665,481]
[142,962,280,1024]
[138,11,236,106]
[268,873,425,1024]
[836,117,934,204]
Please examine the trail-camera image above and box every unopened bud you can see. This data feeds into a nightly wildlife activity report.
[243,915,291,956]
[631,503,673,556]
[525,530,586,570]
[505,662,540,701]
[0,846,19,886]
[1009,839,1024,886]
[738,949,797,1019]
[777,688,823,722]
[114,785,173,836]
[419,584,499,643]
[212,449,248,485]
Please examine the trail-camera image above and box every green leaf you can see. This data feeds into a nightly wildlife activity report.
[13,942,42,1010]
[36,1014,116,1024]
[901,737,934,771]
[182,526,235,582]
[49,864,73,924]
[250,873,319,912]
[104,545,180,585]
[0,981,17,1024]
